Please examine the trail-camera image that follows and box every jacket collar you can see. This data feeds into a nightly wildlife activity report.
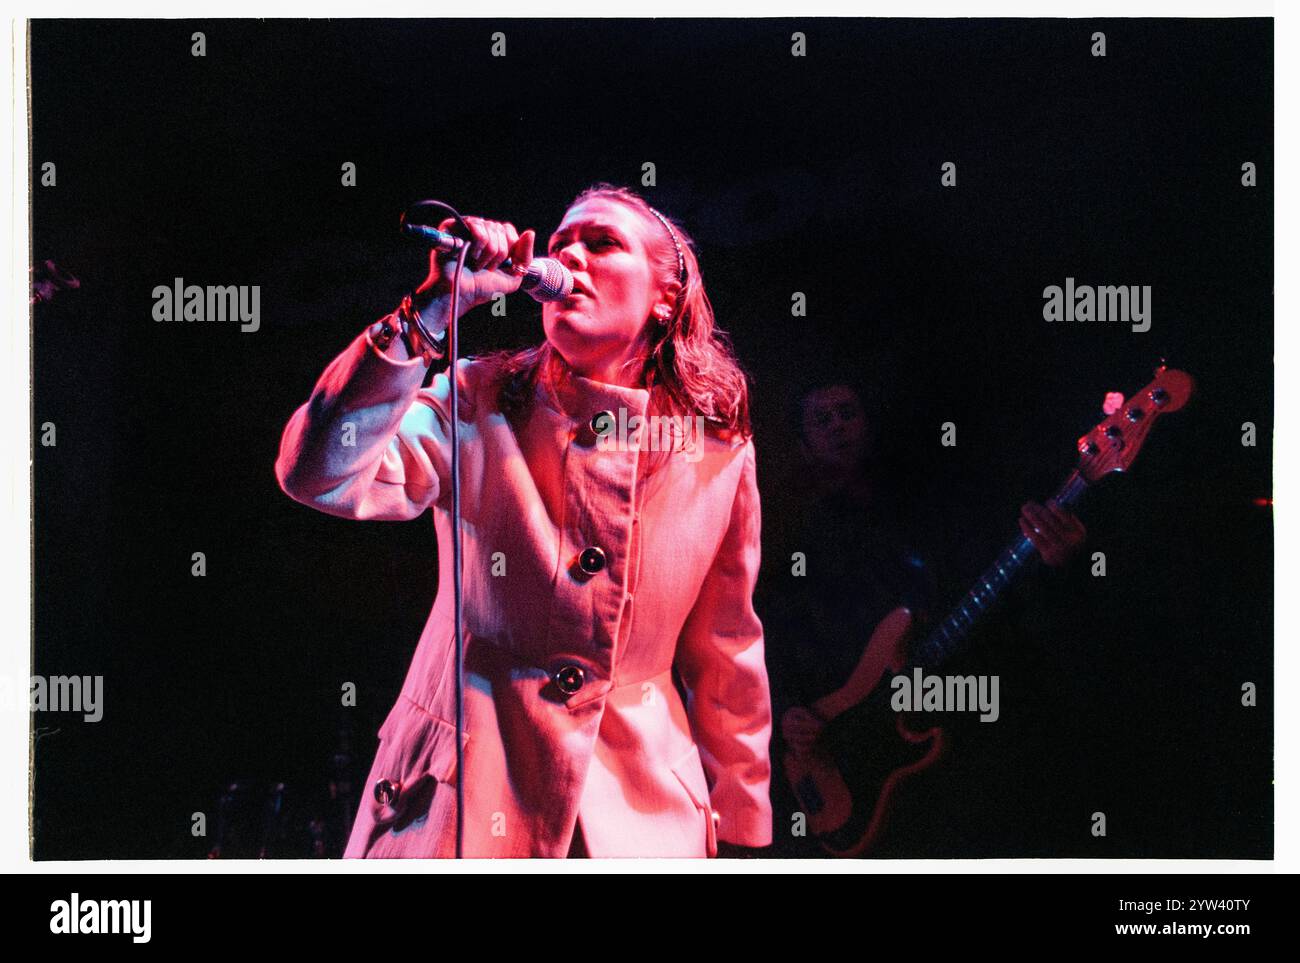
[536,354,651,423]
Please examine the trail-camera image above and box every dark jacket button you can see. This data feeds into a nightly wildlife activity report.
[575,410,616,447]
[553,664,586,695]
[578,546,606,575]
[374,779,401,806]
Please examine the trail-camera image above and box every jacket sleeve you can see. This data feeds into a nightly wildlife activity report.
[275,319,470,522]
[674,439,774,847]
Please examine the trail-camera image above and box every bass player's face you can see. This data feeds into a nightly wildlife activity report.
[801,385,870,471]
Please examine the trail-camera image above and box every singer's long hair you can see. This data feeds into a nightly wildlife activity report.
[475,184,753,454]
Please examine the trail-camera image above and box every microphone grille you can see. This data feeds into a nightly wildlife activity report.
[522,258,574,302]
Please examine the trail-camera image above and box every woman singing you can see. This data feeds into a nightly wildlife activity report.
[275,184,772,857]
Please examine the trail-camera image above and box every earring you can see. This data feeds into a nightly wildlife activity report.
[655,307,671,324]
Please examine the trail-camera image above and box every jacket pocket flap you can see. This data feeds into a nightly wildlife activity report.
[373,697,469,822]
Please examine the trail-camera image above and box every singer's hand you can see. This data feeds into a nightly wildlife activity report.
[415,215,535,313]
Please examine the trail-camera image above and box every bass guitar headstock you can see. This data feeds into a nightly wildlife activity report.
[1076,365,1194,483]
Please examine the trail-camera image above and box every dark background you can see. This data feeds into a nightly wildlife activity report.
[31,18,1271,858]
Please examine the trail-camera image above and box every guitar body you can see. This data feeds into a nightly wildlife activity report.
[783,606,947,857]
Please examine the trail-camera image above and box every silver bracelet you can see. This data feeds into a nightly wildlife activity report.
[398,294,446,364]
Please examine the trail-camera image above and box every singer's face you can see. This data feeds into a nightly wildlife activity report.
[542,198,665,382]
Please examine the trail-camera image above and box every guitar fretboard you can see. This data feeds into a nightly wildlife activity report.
[910,470,1089,670]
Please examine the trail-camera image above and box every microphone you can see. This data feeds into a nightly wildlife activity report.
[401,222,574,302]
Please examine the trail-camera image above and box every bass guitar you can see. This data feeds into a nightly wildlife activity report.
[784,365,1194,856]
